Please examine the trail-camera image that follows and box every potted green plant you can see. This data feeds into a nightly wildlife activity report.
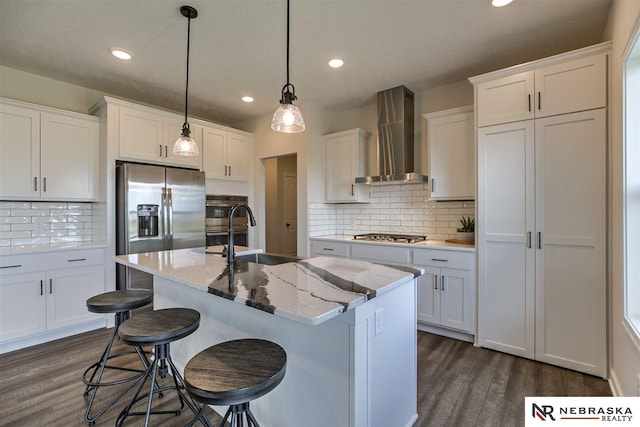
[456,216,475,242]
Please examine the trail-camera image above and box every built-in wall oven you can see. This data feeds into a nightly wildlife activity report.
[206,195,248,247]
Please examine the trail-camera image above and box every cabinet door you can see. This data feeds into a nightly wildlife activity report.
[0,103,40,199]
[416,267,440,325]
[439,268,473,332]
[477,121,535,358]
[428,109,475,200]
[0,273,46,342]
[163,119,202,169]
[118,106,164,163]
[40,113,99,200]
[534,110,606,376]
[477,71,534,127]
[535,54,606,118]
[227,133,250,181]
[46,265,104,331]
[202,127,228,179]
[326,135,358,202]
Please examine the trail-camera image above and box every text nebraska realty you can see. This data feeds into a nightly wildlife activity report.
[559,406,632,422]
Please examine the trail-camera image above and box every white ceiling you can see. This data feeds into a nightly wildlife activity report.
[0,0,612,125]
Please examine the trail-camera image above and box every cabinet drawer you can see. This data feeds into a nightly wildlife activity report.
[350,244,410,265]
[0,248,104,276]
[310,241,349,257]
[412,249,473,270]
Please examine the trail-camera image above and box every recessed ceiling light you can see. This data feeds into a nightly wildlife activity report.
[242,96,254,103]
[328,58,344,68]
[491,0,514,7]
[111,48,132,60]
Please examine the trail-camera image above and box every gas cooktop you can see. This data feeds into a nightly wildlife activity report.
[353,233,427,244]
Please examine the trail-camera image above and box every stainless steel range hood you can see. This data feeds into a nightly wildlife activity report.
[355,85,428,184]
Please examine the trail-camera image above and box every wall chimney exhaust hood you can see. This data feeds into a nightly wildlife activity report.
[355,85,428,185]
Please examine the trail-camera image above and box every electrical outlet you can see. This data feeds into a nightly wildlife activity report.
[374,308,383,336]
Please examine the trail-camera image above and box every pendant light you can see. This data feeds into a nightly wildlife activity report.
[271,0,305,133]
[173,5,200,156]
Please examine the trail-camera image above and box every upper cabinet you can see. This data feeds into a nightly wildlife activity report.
[202,127,250,182]
[0,98,99,201]
[117,105,202,169]
[475,51,607,127]
[424,106,474,201]
[325,128,371,203]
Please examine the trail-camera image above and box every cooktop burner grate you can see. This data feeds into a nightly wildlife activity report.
[353,233,427,244]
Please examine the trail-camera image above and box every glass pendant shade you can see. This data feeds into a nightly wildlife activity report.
[271,103,305,133]
[173,134,199,156]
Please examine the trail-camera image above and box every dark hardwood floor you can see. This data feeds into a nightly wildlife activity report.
[0,329,611,427]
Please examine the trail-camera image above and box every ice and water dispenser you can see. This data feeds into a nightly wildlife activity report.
[137,204,159,237]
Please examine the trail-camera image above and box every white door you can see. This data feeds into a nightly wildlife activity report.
[282,173,297,256]
[202,127,228,179]
[476,71,535,127]
[416,267,440,325]
[46,266,103,331]
[534,109,607,376]
[478,120,535,358]
[0,273,46,342]
[40,113,99,200]
[227,133,250,181]
[439,268,473,332]
[0,103,40,199]
[118,106,163,163]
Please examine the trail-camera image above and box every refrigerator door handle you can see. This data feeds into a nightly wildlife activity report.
[167,187,174,248]
[161,187,168,248]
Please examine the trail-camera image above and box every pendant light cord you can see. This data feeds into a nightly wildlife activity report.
[286,0,290,86]
[184,15,191,127]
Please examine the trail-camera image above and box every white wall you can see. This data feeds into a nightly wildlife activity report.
[602,0,640,397]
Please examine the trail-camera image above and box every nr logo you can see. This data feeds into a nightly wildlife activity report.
[532,403,556,421]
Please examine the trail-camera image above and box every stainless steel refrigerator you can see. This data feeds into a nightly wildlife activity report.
[116,162,205,290]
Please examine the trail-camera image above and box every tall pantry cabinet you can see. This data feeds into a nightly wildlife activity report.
[470,42,609,377]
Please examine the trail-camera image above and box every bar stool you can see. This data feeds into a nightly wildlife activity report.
[184,339,287,427]
[115,307,205,427]
[82,289,154,424]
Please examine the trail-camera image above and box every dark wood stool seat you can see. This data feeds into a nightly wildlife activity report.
[115,308,208,427]
[82,289,153,425]
[184,339,287,427]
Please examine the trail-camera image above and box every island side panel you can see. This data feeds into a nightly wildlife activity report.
[153,274,417,427]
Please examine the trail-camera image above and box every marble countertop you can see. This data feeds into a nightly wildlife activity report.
[310,234,475,252]
[115,247,423,326]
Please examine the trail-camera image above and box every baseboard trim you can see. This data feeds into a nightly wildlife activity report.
[609,369,623,397]
[417,322,474,343]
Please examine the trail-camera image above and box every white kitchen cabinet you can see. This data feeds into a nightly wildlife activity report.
[0,248,105,353]
[477,120,536,359]
[476,112,606,375]
[310,240,350,258]
[0,98,99,201]
[475,51,606,127]
[414,249,475,334]
[202,127,250,181]
[118,105,204,169]
[424,106,474,200]
[325,129,371,203]
[350,244,410,265]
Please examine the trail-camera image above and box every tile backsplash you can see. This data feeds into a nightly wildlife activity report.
[0,201,94,247]
[309,183,474,241]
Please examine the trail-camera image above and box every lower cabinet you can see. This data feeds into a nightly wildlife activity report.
[309,238,476,340]
[413,249,475,336]
[0,249,105,351]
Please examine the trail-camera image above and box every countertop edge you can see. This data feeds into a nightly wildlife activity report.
[309,235,475,252]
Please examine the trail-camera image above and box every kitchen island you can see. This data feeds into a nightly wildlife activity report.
[115,247,423,427]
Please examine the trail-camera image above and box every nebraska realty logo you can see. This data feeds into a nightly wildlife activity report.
[525,397,640,426]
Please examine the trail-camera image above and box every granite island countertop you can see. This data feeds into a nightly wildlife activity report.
[115,247,423,326]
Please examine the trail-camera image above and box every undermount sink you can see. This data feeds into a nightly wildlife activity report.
[234,252,303,265]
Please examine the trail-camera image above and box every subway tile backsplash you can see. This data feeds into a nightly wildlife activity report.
[309,183,474,241]
[0,201,94,247]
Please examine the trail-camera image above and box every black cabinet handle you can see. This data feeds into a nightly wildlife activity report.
[159,144,163,157]
[431,258,448,262]
[322,247,334,251]
[0,264,22,269]
[34,177,38,191]
[67,258,86,262]
[441,275,446,291]
[49,278,53,294]
[40,280,43,296]
[538,91,542,111]
[434,275,438,290]
[528,94,531,112]
[43,177,47,192]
